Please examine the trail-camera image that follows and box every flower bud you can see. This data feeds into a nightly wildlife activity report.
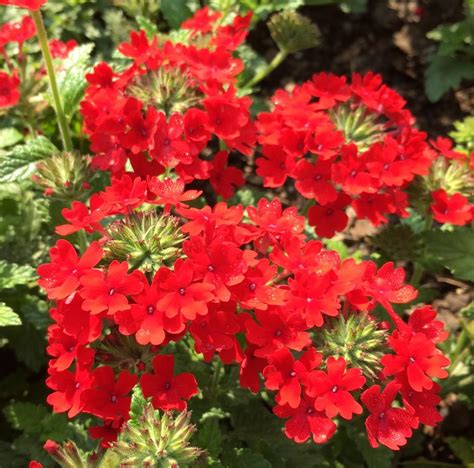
[321,313,387,380]
[268,10,320,54]
[104,211,186,273]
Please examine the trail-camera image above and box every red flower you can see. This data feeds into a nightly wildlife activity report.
[364,261,417,309]
[0,71,20,108]
[361,382,418,450]
[274,396,337,444]
[204,94,248,140]
[79,260,144,315]
[38,240,103,300]
[382,333,450,392]
[244,307,311,358]
[0,0,46,10]
[256,145,295,188]
[190,304,243,363]
[407,306,448,344]
[148,177,201,213]
[293,159,338,204]
[306,357,365,420]
[184,237,249,302]
[156,259,215,320]
[46,363,92,417]
[140,354,199,411]
[82,366,138,420]
[56,194,110,235]
[0,16,35,46]
[209,151,245,199]
[307,194,350,238]
[431,189,472,226]
[287,271,340,327]
[263,347,321,408]
[239,344,266,393]
[49,38,77,59]
[115,273,184,346]
[119,99,159,154]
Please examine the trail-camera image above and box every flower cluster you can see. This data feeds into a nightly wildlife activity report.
[0,11,76,110]
[80,7,255,199]
[426,137,473,226]
[39,173,450,450]
[256,72,440,237]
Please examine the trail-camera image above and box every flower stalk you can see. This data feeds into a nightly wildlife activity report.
[31,9,73,151]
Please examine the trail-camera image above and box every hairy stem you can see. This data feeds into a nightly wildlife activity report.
[31,10,73,151]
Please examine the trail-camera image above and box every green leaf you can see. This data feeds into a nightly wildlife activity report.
[0,303,21,327]
[425,54,474,102]
[0,136,59,183]
[2,321,46,371]
[195,418,222,459]
[4,402,49,434]
[129,384,147,427]
[160,0,193,29]
[346,423,394,468]
[446,437,474,466]
[424,228,474,281]
[56,44,94,121]
[0,260,37,289]
[0,128,23,149]
[136,15,158,38]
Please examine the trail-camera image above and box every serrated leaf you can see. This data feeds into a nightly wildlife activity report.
[0,128,23,149]
[425,54,474,102]
[0,303,21,326]
[160,0,193,29]
[195,418,222,459]
[129,384,147,427]
[4,402,49,434]
[0,136,59,183]
[0,260,37,289]
[56,44,94,120]
[136,15,158,38]
[2,321,47,371]
[424,228,474,281]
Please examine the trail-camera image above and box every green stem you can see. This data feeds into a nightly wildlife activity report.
[77,229,88,253]
[31,10,73,152]
[242,50,288,89]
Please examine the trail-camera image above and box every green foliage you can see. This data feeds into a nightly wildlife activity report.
[450,116,474,153]
[0,128,23,149]
[0,303,21,327]
[55,44,95,121]
[0,136,59,184]
[425,3,474,101]
[160,0,194,29]
[424,227,474,282]
[3,402,89,467]
[446,437,474,466]
[0,261,37,290]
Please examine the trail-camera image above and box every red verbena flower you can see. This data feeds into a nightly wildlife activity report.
[306,357,365,420]
[0,0,46,10]
[140,354,199,411]
[274,396,337,444]
[361,382,418,450]
[79,260,143,315]
[431,189,472,226]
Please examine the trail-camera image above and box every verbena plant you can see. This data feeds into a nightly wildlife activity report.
[0,1,473,467]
